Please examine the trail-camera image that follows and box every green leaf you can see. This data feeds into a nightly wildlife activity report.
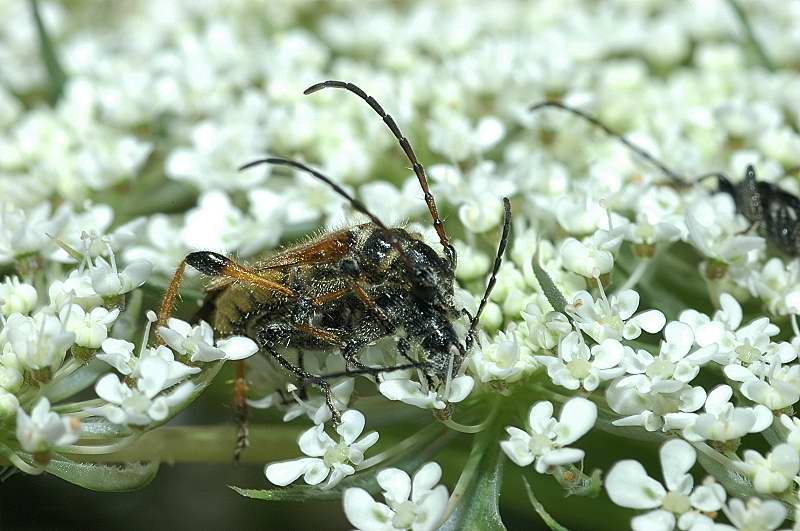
[440,429,506,531]
[533,261,567,314]
[44,359,108,403]
[231,484,342,502]
[522,477,571,531]
[45,455,158,492]
[692,442,755,499]
[232,425,454,502]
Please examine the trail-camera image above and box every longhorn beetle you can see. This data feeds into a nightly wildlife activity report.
[157,80,512,460]
[530,100,800,256]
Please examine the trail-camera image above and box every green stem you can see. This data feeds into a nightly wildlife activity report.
[522,476,572,531]
[29,0,67,104]
[727,0,775,71]
[64,424,303,464]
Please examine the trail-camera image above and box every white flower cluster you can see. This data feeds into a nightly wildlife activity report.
[0,216,257,467]
[8,0,800,529]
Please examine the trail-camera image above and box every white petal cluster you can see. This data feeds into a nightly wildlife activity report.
[16,398,80,454]
[344,462,449,531]
[606,440,726,531]
[265,410,378,489]
[500,398,596,474]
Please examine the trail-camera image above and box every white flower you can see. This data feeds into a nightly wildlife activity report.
[59,304,119,349]
[427,109,505,161]
[685,194,764,271]
[607,376,707,433]
[343,462,449,531]
[5,312,75,371]
[568,289,665,343]
[622,322,714,388]
[0,202,69,264]
[16,398,80,453]
[719,498,786,531]
[736,443,800,494]
[181,190,282,256]
[123,214,187,275]
[680,293,780,366]
[249,378,354,425]
[0,276,37,316]
[379,370,474,410]
[624,216,681,247]
[90,372,195,426]
[751,258,800,316]
[500,397,596,473]
[133,344,200,388]
[782,415,800,453]
[89,254,152,296]
[0,363,23,393]
[737,364,800,410]
[606,439,725,531]
[265,409,378,489]
[521,297,571,351]
[96,337,136,375]
[48,269,101,310]
[361,177,428,227]
[158,318,257,362]
[468,329,526,383]
[683,385,772,442]
[537,332,624,391]
[560,236,614,278]
[0,388,19,418]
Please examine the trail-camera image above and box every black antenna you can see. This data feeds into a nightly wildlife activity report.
[305,80,456,267]
[241,157,390,230]
[240,157,415,270]
[466,197,512,350]
[529,100,688,184]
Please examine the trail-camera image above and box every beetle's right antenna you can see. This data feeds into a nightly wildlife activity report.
[241,157,391,231]
[465,197,512,351]
[304,80,456,267]
[529,100,688,185]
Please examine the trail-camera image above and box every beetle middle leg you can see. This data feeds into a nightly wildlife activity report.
[257,324,342,424]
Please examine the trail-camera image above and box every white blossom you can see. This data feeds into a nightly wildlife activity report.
[265,409,378,489]
[500,397,596,474]
[59,304,119,349]
[736,444,800,494]
[683,385,772,442]
[567,289,666,343]
[0,277,37,316]
[606,439,725,531]
[343,462,449,531]
[158,318,258,363]
[16,398,80,453]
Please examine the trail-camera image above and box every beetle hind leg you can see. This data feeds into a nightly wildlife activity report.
[233,360,249,463]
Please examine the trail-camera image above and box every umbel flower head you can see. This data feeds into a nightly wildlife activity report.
[6,1,800,530]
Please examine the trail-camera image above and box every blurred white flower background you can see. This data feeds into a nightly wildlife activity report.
[3,0,800,529]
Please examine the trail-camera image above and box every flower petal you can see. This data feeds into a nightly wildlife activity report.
[659,439,695,494]
[540,447,584,467]
[528,401,554,433]
[265,457,321,486]
[377,467,412,506]
[298,425,334,457]
[413,484,449,531]
[337,409,366,445]
[217,336,259,360]
[631,510,675,531]
[606,460,666,509]
[555,397,597,445]
[411,462,442,501]
[343,488,393,530]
